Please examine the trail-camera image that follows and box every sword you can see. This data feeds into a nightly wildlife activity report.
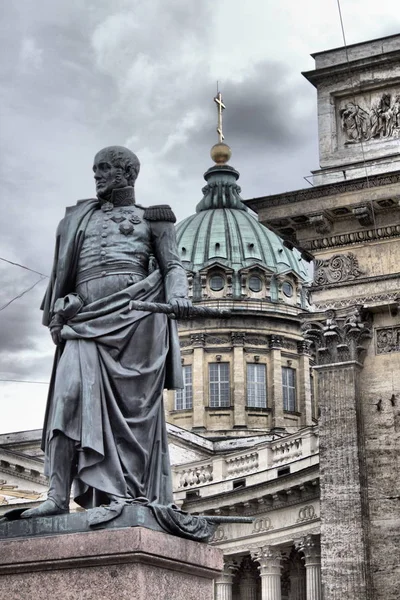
[128,300,231,319]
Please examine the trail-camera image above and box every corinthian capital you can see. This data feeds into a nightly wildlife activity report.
[301,307,372,365]
[250,545,282,575]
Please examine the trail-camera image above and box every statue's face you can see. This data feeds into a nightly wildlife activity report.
[93,151,129,199]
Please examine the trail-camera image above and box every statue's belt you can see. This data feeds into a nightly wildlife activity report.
[76,263,147,286]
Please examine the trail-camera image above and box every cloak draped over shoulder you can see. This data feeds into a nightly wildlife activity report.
[40,197,187,508]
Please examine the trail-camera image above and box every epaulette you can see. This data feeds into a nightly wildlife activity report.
[143,204,176,223]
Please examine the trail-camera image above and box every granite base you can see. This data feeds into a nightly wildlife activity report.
[0,526,223,600]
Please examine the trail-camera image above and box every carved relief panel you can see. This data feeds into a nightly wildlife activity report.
[337,88,400,146]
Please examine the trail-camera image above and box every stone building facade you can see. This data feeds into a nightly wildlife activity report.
[247,33,400,600]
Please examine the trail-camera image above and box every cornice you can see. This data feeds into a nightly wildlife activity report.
[244,171,400,211]
[302,50,400,86]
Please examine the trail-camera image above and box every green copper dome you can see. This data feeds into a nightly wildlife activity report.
[176,165,309,280]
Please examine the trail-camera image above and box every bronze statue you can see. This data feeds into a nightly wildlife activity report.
[23,146,191,519]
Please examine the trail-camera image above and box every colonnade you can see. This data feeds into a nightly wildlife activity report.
[214,535,321,600]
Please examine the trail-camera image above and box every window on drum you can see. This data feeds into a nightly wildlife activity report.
[209,362,230,407]
[247,363,267,408]
[282,366,297,412]
[175,365,193,410]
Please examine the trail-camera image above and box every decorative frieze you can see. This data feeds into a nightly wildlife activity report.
[246,336,267,346]
[314,291,400,311]
[303,223,400,251]
[302,308,372,365]
[376,326,400,354]
[313,253,364,286]
[179,338,192,348]
[339,91,400,144]
[206,334,230,345]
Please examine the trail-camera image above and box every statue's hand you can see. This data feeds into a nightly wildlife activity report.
[170,298,192,319]
[50,326,63,346]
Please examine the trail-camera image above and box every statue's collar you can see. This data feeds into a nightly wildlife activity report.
[99,186,135,209]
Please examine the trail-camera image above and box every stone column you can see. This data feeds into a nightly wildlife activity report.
[191,333,206,429]
[288,551,306,600]
[251,546,282,600]
[214,559,238,600]
[239,556,258,600]
[289,573,306,600]
[303,308,373,600]
[297,535,321,600]
[269,336,285,430]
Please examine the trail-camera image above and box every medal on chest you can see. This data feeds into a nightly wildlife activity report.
[102,206,142,236]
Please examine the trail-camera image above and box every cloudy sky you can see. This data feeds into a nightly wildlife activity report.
[1,0,399,434]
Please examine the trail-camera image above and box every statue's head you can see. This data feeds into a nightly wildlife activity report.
[93,146,140,199]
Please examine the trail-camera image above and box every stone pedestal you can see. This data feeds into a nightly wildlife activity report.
[0,526,223,600]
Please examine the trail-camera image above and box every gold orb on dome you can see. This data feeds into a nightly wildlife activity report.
[210,142,232,165]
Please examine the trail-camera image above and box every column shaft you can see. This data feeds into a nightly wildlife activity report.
[305,565,321,600]
[239,578,257,600]
[317,363,370,599]
[214,581,233,600]
[261,574,281,600]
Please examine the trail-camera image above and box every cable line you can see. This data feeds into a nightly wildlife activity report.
[0,256,49,279]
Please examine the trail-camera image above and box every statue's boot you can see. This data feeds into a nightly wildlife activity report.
[22,433,77,518]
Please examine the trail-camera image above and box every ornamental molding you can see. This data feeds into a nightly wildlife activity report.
[302,307,372,365]
[297,504,316,523]
[313,253,364,287]
[313,291,400,311]
[245,171,400,209]
[252,516,274,534]
[376,326,400,354]
[303,223,400,251]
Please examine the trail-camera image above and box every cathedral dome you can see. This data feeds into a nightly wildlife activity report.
[176,163,310,305]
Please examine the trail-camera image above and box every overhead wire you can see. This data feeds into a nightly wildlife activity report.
[0,257,49,279]
[336,0,378,232]
[0,379,49,385]
[0,275,47,312]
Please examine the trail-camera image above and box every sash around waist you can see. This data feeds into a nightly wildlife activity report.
[76,263,148,286]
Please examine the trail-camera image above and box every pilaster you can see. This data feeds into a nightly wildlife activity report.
[251,546,282,600]
[269,336,284,430]
[303,308,373,600]
[232,332,246,427]
[191,334,205,428]
[297,341,313,427]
